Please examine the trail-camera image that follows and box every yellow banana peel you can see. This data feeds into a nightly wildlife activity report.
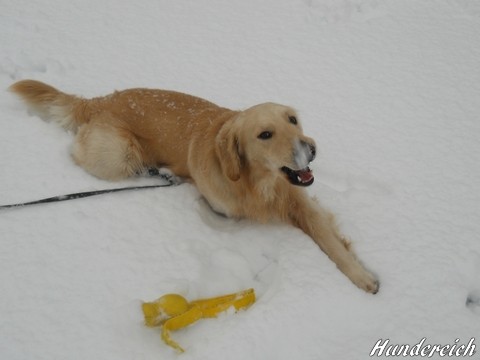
[142,288,256,352]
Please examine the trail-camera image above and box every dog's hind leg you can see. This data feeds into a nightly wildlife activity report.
[140,167,183,185]
[72,115,144,181]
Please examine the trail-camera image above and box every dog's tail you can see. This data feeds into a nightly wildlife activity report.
[10,80,92,132]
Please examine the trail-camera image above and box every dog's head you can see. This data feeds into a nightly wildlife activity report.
[215,103,316,186]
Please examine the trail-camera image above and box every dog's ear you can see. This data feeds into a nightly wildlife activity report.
[215,117,242,181]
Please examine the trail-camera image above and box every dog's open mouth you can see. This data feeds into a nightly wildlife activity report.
[281,166,314,186]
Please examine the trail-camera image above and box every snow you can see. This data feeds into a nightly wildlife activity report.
[1,0,479,359]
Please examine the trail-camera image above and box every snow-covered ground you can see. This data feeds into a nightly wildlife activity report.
[1,1,479,359]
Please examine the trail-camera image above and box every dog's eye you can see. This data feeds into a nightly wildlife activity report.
[258,131,273,140]
[288,116,297,125]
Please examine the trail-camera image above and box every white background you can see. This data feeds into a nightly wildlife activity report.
[1,1,479,359]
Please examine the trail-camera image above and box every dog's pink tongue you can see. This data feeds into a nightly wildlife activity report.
[298,168,314,183]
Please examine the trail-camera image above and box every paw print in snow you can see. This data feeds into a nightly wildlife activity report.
[0,56,69,80]
[466,289,480,314]
[301,0,386,23]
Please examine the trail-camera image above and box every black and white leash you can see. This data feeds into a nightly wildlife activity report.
[0,167,181,210]
[0,183,174,210]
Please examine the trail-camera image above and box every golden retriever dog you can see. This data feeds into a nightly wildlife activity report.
[10,80,379,293]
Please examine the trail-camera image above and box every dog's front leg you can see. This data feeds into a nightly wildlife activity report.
[289,192,379,294]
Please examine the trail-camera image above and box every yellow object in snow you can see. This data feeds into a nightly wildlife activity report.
[142,288,256,352]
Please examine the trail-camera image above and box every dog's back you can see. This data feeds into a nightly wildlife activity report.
[10,80,235,180]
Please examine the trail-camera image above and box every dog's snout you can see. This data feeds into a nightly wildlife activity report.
[294,140,316,169]
[301,140,316,162]
[308,143,316,161]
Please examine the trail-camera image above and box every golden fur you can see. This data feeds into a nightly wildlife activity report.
[10,80,379,293]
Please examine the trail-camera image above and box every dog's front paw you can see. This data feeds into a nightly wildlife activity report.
[354,270,379,294]
[347,264,379,294]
